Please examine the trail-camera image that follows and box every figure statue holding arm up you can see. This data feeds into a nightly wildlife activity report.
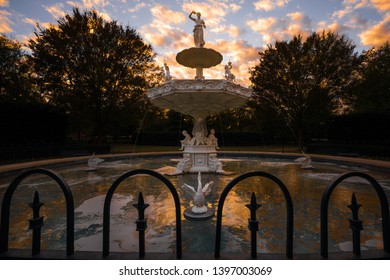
[189,11,206,48]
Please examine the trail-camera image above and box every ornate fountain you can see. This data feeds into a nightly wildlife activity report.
[147,11,252,174]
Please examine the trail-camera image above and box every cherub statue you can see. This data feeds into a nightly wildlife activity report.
[164,62,172,81]
[189,132,205,145]
[205,128,219,148]
[180,130,192,150]
[189,11,206,47]
[224,61,235,82]
[182,172,213,213]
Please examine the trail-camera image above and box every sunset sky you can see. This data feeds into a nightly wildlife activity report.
[1,0,389,84]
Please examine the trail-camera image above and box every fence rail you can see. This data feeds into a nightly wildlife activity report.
[0,169,389,260]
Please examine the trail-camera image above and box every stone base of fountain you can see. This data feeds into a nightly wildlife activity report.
[184,206,214,221]
[176,145,224,174]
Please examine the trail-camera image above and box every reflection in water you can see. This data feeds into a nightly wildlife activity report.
[0,157,389,255]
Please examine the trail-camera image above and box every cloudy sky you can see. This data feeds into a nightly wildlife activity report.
[1,0,389,84]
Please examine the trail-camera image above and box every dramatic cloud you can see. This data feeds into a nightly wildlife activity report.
[44,3,66,19]
[247,13,313,45]
[371,0,390,11]
[182,0,240,28]
[253,0,289,11]
[67,0,110,9]
[359,13,390,46]
[66,0,112,20]
[0,10,12,32]
[317,21,351,35]
[127,2,147,13]
[210,24,242,38]
[141,18,188,48]
[140,4,187,49]
[247,17,278,33]
[349,13,369,29]
[150,4,185,25]
[0,0,8,7]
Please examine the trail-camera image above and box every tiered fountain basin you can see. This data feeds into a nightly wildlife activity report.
[147,79,252,119]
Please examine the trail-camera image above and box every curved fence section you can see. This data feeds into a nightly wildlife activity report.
[0,168,75,256]
[214,171,294,259]
[320,171,390,258]
[1,167,389,260]
[102,169,182,259]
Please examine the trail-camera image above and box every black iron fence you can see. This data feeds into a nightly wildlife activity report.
[0,168,389,260]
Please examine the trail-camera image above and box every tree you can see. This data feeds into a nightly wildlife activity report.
[0,34,36,103]
[353,42,390,114]
[28,8,162,143]
[250,31,359,149]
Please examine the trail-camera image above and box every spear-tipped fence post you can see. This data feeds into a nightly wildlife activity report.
[245,192,262,259]
[348,192,363,257]
[28,191,44,255]
[133,192,149,259]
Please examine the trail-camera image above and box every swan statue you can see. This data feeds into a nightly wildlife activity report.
[182,172,213,213]
[294,155,313,169]
[87,153,104,171]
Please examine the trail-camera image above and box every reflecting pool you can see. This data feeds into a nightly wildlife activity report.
[0,156,389,255]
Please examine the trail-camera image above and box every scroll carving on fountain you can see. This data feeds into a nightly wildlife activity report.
[147,10,252,174]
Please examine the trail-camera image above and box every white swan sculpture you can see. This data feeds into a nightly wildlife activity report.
[182,172,213,213]
[87,153,104,171]
[294,155,313,169]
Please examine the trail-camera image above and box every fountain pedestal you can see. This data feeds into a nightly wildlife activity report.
[177,145,223,174]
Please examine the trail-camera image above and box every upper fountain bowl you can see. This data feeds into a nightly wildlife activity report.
[176,47,223,69]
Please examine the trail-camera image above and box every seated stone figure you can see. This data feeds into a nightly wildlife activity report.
[189,132,205,145]
[180,130,192,150]
[205,128,219,148]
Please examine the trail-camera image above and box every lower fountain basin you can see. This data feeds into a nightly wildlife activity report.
[0,153,389,255]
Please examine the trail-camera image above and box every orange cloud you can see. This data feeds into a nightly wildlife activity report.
[254,0,290,11]
[210,24,242,37]
[247,14,313,45]
[141,18,188,48]
[317,21,350,34]
[150,4,186,25]
[127,3,147,13]
[70,0,110,9]
[0,10,12,32]
[359,13,390,46]
[247,17,278,33]
[44,3,66,19]
[0,0,8,7]
[371,0,390,11]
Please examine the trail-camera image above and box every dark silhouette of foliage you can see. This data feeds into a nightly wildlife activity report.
[28,8,163,143]
[0,34,37,103]
[250,31,359,149]
[353,42,390,114]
